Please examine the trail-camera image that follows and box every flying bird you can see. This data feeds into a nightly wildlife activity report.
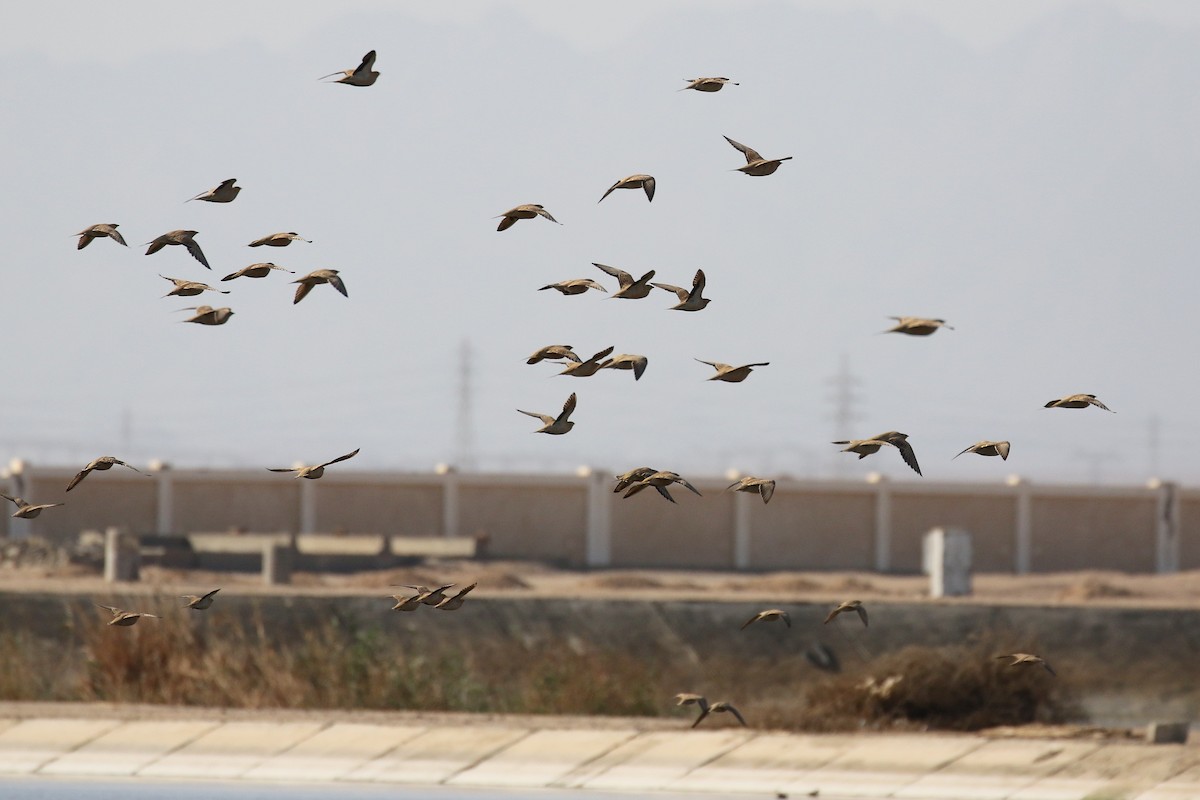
[996,652,1056,676]
[222,263,295,281]
[160,275,229,298]
[1044,394,1113,412]
[180,589,221,610]
[249,232,311,247]
[292,269,348,304]
[392,583,456,606]
[592,262,657,299]
[178,306,234,326]
[883,317,954,336]
[0,493,63,519]
[558,346,614,377]
[495,204,560,232]
[319,50,379,86]
[723,135,792,176]
[517,393,577,435]
[598,174,656,203]
[187,178,241,203]
[66,456,145,492]
[623,471,702,503]
[95,603,159,627]
[267,448,360,479]
[613,467,657,493]
[824,600,868,627]
[599,353,648,381]
[727,476,776,504]
[526,345,580,365]
[680,77,738,92]
[696,359,769,383]
[833,431,922,476]
[954,441,1011,460]
[435,582,477,610]
[651,269,710,311]
[539,278,607,296]
[675,694,746,728]
[145,230,210,269]
[390,593,424,612]
[75,223,126,250]
[741,608,790,630]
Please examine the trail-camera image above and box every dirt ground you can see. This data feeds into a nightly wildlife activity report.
[3,559,1200,609]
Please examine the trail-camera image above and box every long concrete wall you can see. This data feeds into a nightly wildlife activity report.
[1,461,1193,574]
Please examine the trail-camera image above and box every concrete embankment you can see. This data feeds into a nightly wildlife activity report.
[0,703,1197,798]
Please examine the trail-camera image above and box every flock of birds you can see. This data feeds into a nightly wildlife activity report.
[51,51,1087,730]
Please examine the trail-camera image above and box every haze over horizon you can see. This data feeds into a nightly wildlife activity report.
[2,1,1197,486]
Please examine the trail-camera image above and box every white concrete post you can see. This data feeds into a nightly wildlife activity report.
[584,469,611,567]
[438,465,459,538]
[152,461,173,533]
[5,459,29,540]
[1010,475,1032,574]
[870,474,891,572]
[1152,480,1180,574]
[298,478,317,534]
[104,526,139,583]
[924,527,972,597]
[732,490,752,570]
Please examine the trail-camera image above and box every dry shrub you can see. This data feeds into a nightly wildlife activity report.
[589,573,664,590]
[797,641,1077,731]
[70,600,670,715]
[1058,578,1136,602]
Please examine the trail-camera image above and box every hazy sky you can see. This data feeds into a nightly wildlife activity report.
[2,1,1198,485]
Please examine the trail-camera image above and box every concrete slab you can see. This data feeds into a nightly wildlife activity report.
[824,733,985,771]
[1055,742,1196,783]
[894,773,1021,799]
[39,720,216,777]
[450,728,637,788]
[798,768,917,798]
[138,721,324,779]
[669,733,846,793]
[571,730,752,791]
[938,738,1103,776]
[0,718,120,774]
[1009,776,1125,800]
[345,725,528,784]
[244,723,425,782]
[1137,785,1200,800]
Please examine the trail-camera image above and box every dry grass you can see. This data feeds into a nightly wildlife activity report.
[0,596,1077,732]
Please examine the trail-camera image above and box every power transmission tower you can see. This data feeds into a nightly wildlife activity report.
[1148,414,1161,478]
[454,339,477,471]
[826,354,861,476]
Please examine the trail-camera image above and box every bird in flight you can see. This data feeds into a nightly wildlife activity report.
[954,441,1011,460]
[824,599,868,627]
[292,269,348,304]
[675,693,747,728]
[517,393,577,435]
[833,431,922,476]
[726,476,776,504]
[319,50,379,86]
[66,456,145,492]
[267,448,360,479]
[178,306,235,326]
[526,345,580,365]
[598,174,656,203]
[996,652,1056,676]
[495,204,560,232]
[222,263,295,282]
[723,135,792,176]
[94,603,159,627]
[741,608,790,630]
[160,275,229,298]
[181,589,221,610]
[623,471,702,503]
[145,230,210,269]
[592,263,657,299]
[680,77,738,92]
[1044,394,1113,412]
[539,278,607,296]
[188,178,241,203]
[75,223,126,250]
[558,346,614,378]
[249,232,311,248]
[652,269,710,311]
[599,353,648,381]
[882,317,954,336]
[0,493,63,519]
[696,359,769,383]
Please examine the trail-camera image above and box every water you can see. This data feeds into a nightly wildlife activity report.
[0,778,770,800]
